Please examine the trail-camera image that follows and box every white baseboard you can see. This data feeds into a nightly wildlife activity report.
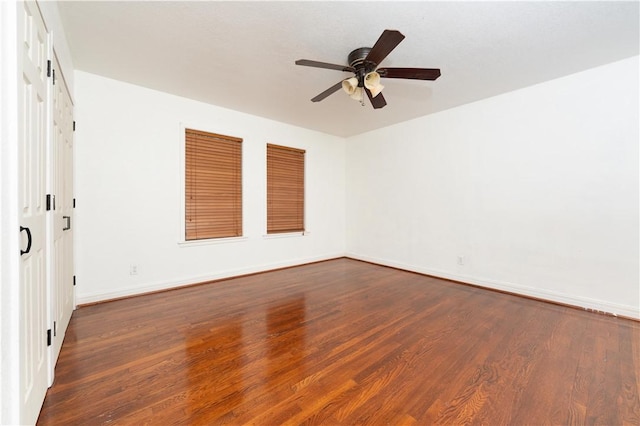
[76,253,344,305]
[77,252,639,320]
[346,253,640,320]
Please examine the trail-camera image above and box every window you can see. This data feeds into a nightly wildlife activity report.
[267,143,305,234]
[185,129,242,240]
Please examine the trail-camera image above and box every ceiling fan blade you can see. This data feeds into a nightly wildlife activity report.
[366,88,387,109]
[310,81,344,102]
[364,30,405,66]
[377,67,441,80]
[295,59,355,73]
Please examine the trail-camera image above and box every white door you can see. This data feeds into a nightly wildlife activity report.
[49,54,74,378]
[19,1,50,423]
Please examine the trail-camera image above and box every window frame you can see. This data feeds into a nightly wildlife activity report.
[178,124,245,245]
[266,143,306,235]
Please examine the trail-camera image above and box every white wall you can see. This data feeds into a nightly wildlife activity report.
[346,57,639,319]
[75,57,638,316]
[74,71,346,303]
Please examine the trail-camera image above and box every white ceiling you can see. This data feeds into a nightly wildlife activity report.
[57,1,639,137]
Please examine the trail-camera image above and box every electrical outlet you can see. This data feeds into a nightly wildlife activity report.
[130,264,138,275]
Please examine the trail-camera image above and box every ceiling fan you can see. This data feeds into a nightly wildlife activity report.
[295,29,441,109]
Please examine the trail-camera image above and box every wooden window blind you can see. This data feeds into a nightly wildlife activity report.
[267,143,305,234]
[185,129,242,240]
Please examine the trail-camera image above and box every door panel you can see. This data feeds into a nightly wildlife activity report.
[19,1,49,423]
[50,54,74,373]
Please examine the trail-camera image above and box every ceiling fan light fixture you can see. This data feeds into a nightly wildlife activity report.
[364,71,384,97]
[349,86,364,102]
[342,77,359,95]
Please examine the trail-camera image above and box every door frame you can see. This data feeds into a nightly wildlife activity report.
[0,0,21,423]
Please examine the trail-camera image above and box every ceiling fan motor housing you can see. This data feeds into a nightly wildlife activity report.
[348,47,377,85]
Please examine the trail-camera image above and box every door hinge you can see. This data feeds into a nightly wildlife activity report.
[47,329,52,346]
[46,194,55,211]
[73,121,76,131]
[73,198,76,208]
[54,321,57,337]
[73,275,76,286]
[52,68,56,85]
[47,60,51,77]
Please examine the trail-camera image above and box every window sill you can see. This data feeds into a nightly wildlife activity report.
[178,236,248,247]
[263,231,309,239]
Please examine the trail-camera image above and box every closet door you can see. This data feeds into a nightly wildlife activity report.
[49,53,74,376]
[19,1,50,423]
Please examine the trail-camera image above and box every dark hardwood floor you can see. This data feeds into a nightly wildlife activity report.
[37,258,639,425]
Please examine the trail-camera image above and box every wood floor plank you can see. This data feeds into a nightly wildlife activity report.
[37,258,640,425]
